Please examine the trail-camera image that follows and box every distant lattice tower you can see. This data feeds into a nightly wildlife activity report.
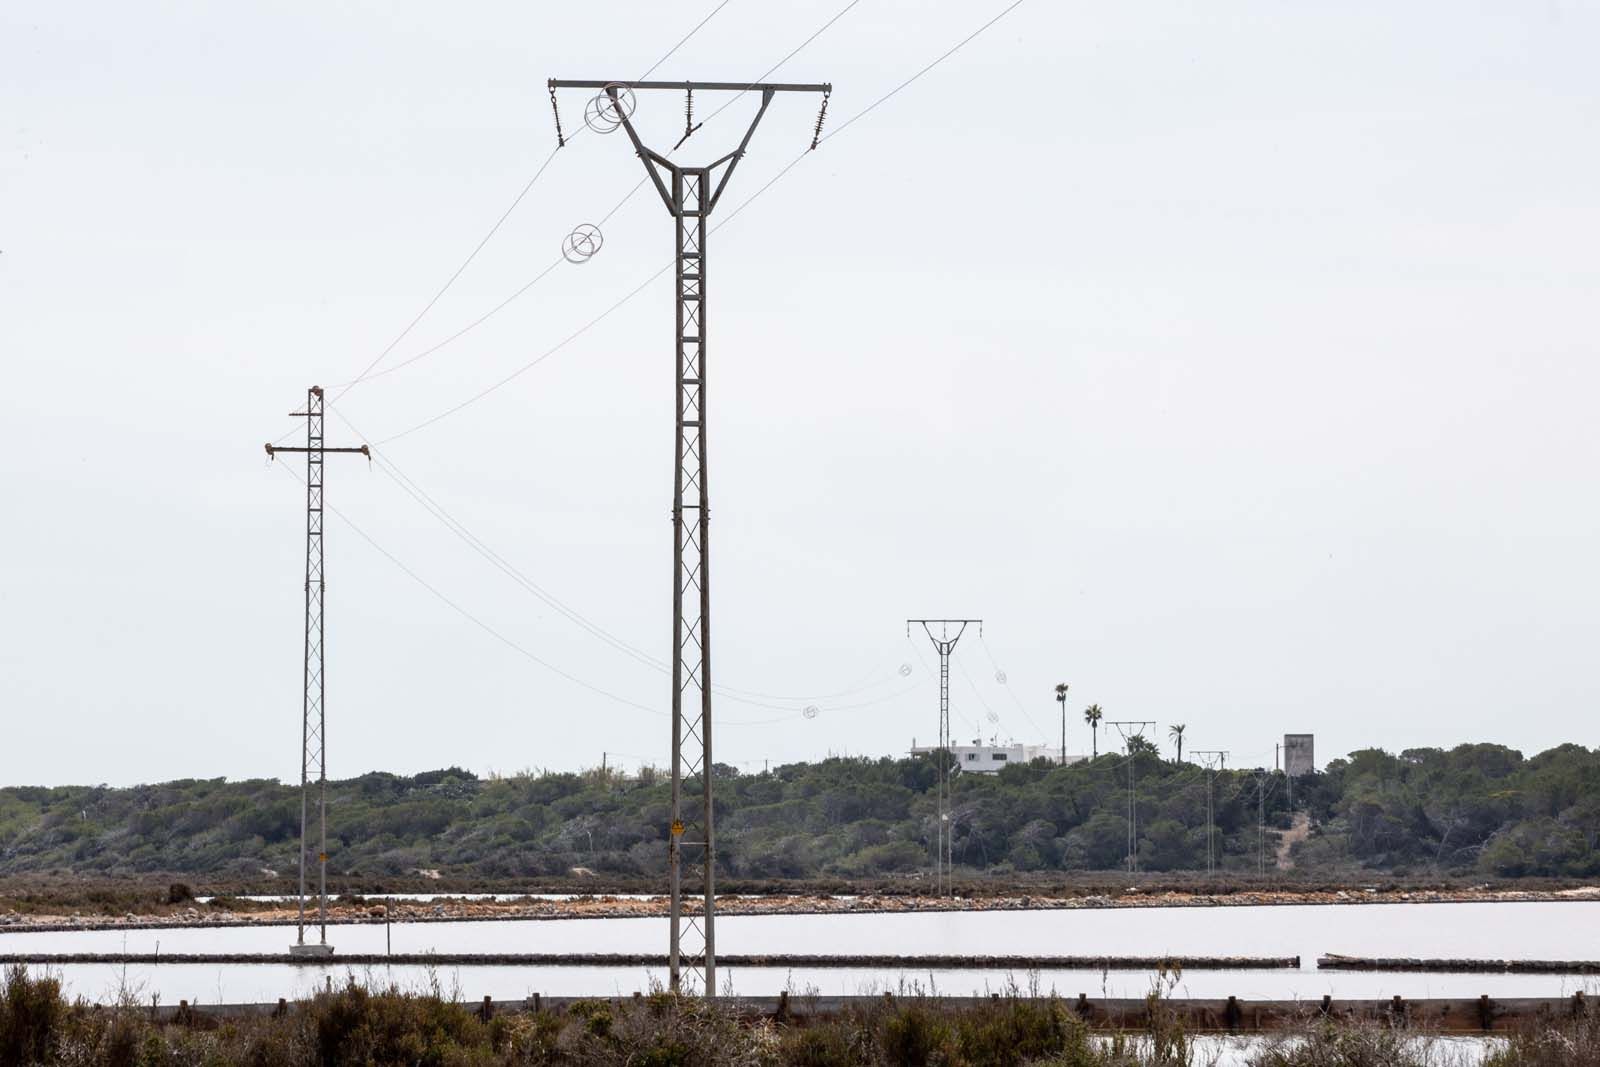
[1283,734,1315,777]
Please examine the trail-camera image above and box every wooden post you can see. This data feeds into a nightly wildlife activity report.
[1225,995,1241,1033]
[481,995,493,1021]
[1479,995,1493,1031]
[1320,995,1332,1016]
[532,993,542,1014]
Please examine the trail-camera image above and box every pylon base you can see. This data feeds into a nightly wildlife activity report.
[289,943,335,957]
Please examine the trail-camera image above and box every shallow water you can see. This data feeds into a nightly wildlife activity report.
[8,899,1597,1005]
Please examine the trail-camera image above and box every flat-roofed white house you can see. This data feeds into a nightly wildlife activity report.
[909,737,1084,774]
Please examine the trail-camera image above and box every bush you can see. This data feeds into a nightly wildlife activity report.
[0,965,66,1066]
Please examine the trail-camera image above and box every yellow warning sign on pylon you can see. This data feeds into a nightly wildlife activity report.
[670,820,685,836]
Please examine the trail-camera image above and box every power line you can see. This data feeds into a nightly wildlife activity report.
[334,411,899,708]
[363,0,1028,443]
[711,0,1033,233]
[822,0,1027,147]
[268,461,798,728]
[976,634,1051,739]
[337,146,567,397]
[270,0,746,439]
[323,0,860,407]
[330,259,564,388]
[638,0,739,81]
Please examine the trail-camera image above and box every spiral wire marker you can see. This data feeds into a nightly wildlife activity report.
[561,223,604,264]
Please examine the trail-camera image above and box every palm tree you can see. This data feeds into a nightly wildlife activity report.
[1169,723,1186,763]
[1054,683,1070,765]
[1083,704,1103,758]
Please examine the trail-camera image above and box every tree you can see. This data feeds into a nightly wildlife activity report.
[1126,735,1158,757]
[1169,723,1186,763]
[1083,704,1103,758]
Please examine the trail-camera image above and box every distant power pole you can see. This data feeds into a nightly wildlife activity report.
[548,77,831,997]
[1192,750,1229,876]
[1253,769,1280,876]
[908,619,982,896]
[1108,721,1156,875]
[265,385,369,956]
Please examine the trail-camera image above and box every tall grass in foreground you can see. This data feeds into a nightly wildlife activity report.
[3,963,1592,1066]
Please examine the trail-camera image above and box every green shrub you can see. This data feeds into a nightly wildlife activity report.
[0,965,66,1066]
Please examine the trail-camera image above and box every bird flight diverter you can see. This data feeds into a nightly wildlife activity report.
[583,84,636,134]
[562,223,604,264]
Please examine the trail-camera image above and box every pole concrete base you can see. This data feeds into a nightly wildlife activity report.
[288,943,335,957]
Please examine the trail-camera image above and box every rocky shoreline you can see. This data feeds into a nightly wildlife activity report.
[3,884,1597,934]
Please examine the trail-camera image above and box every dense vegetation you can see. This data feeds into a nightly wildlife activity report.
[1,743,1597,883]
[2,965,1584,1067]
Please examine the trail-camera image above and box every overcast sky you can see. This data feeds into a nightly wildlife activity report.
[3,1,1597,788]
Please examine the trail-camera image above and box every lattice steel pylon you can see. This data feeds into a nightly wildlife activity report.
[1191,750,1229,875]
[1108,720,1156,876]
[907,620,981,896]
[265,386,369,954]
[547,77,831,996]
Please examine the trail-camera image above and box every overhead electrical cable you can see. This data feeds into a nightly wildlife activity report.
[284,0,743,425]
[637,0,738,80]
[269,461,798,728]
[976,634,1051,738]
[337,145,567,396]
[365,0,1027,443]
[333,0,864,402]
[333,407,904,708]
[952,653,1008,738]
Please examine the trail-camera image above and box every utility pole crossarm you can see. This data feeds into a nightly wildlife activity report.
[547,79,830,93]
[266,445,370,457]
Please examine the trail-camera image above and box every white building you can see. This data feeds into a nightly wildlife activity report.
[909,737,1085,774]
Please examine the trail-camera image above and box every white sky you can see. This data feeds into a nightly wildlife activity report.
[2,1,1597,787]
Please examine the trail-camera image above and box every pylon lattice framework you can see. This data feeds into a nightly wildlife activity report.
[265,387,368,952]
[1108,720,1156,875]
[908,619,981,897]
[547,77,830,996]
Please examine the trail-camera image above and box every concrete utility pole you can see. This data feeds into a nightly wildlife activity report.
[548,77,830,997]
[265,385,368,956]
[908,619,982,897]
